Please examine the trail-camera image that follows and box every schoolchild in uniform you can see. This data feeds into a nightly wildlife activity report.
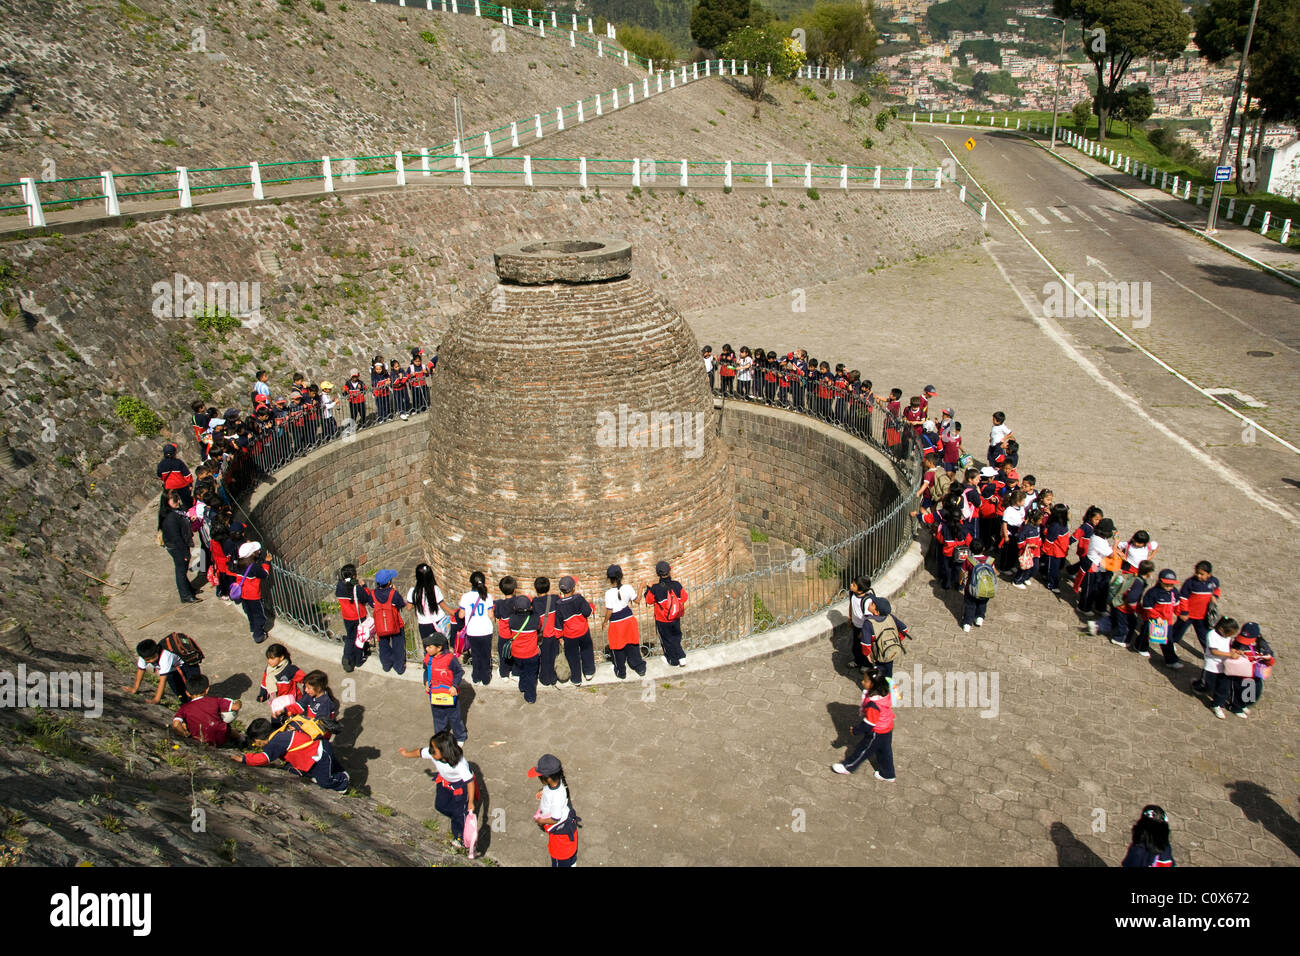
[458,571,496,686]
[702,346,716,391]
[1040,503,1071,593]
[718,344,737,396]
[1079,517,1116,616]
[831,665,896,781]
[999,490,1028,574]
[1198,617,1241,719]
[318,381,338,441]
[554,575,596,684]
[961,541,997,631]
[408,348,430,413]
[336,563,373,674]
[765,351,781,404]
[171,675,241,746]
[1136,568,1183,668]
[408,563,454,647]
[848,576,874,667]
[1116,530,1159,574]
[533,576,563,686]
[399,732,477,847]
[791,351,810,412]
[343,369,367,426]
[233,717,349,792]
[601,564,646,679]
[234,542,273,645]
[832,364,850,423]
[902,395,926,446]
[1094,560,1154,647]
[1121,806,1175,867]
[1012,510,1042,589]
[125,638,202,705]
[280,670,340,728]
[644,560,688,667]
[976,466,1004,550]
[508,593,541,703]
[371,358,392,422]
[530,754,580,867]
[1230,622,1273,717]
[389,359,410,420]
[736,346,754,399]
[494,576,519,682]
[370,569,408,675]
[258,643,306,718]
[1068,505,1103,580]
[420,632,468,741]
[1171,560,1221,651]
[859,596,909,681]
[988,411,1013,467]
[815,363,835,419]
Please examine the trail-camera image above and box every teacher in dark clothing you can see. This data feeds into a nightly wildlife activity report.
[161,492,200,604]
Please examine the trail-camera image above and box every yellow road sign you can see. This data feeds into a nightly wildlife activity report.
[965,137,976,151]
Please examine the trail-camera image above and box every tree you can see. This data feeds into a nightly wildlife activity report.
[1053,0,1191,141]
[1072,98,1092,131]
[618,24,680,66]
[1114,83,1153,135]
[719,25,804,111]
[806,1,878,68]
[691,0,752,54]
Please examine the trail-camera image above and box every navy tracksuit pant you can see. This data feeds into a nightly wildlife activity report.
[430,702,468,742]
[435,779,470,841]
[468,633,493,684]
[539,637,561,685]
[515,654,540,703]
[843,723,895,778]
[654,620,685,665]
[242,597,267,643]
[563,634,596,683]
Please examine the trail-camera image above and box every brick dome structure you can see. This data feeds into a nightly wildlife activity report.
[423,238,739,606]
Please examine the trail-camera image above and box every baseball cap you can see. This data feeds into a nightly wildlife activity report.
[655,560,671,576]
[606,564,623,579]
[1157,568,1177,583]
[238,542,261,559]
[350,368,360,377]
[1094,518,1115,536]
[979,466,997,478]
[511,594,531,612]
[423,631,449,649]
[254,393,269,404]
[868,596,891,616]
[923,384,937,395]
[320,380,334,391]
[162,442,177,456]
[1237,622,1260,642]
[375,569,397,586]
[558,575,576,593]
[527,754,563,778]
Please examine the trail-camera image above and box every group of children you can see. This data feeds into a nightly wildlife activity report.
[903,400,1275,721]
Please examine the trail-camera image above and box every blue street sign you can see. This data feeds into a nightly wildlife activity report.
[1214,165,1232,182]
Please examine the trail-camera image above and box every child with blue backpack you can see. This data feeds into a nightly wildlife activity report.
[961,541,997,632]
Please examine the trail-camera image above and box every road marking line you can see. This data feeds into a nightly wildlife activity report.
[1049,207,1071,222]
[1089,204,1116,221]
[1025,207,1050,224]
[1069,205,1093,221]
[1156,269,1299,356]
[1007,209,1028,225]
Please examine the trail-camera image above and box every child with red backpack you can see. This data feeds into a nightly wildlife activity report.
[420,632,467,743]
[370,569,408,675]
[643,560,688,667]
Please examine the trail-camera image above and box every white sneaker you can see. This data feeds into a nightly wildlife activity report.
[1235,709,1248,719]
[1138,651,1150,658]
[1013,582,1027,590]
[873,772,896,783]
[1166,660,1184,670]
[831,763,850,775]
[1086,621,1099,635]
[963,624,971,632]
[1109,639,1126,647]
[974,617,983,627]
[1213,706,1226,719]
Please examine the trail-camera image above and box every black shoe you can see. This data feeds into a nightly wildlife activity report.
[342,660,355,673]
[635,668,647,677]
[181,596,201,604]
[253,633,267,644]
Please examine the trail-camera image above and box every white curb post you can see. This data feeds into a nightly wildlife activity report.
[1171,175,1179,194]
[959,184,966,203]
[612,89,619,110]
[628,82,635,104]
[556,106,564,131]
[595,94,602,117]
[1183,181,1191,199]
[1196,185,1203,205]
[657,73,663,93]
[1227,198,1235,219]
[176,167,193,208]
[483,131,493,158]
[323,156,334,192]
[680,159,687,187]
[669,70,675,89]
[569,30,575,47]
[462,155,471,186]
[1280,219,1291,244]
[840,165,848,190]
[804,162,811,188]
[507,122,518,148]
[765,161,773,188]
[251,161,265,199]
[874,165,881,189]
[420,148,431,176]
[934,166,942,188]
[576,99,584,123]
[1243,203,1255,227]
[452,137,462,167]
[706,59,711,77]
[632,159,640,188]
[623,50,628,67]
[725,160,732,189]
[598,40,603,57]
[394,152,406,187]
[731,59,736,73]
[648,58,654,74]
[643,78,649,98]
[472,0,478,12]
[101,170,120,216]
[579,157,587,189]
[694,62,699,79]
[981,202,988,221]
[571,13,576,29]
[1260,211,1271,235]
[1161,171,1168,189]
[905,166,912,189]
[552,10,556,27]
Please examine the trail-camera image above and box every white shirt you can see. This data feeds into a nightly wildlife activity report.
[704,355,715,373]
[1086,535,1114,566]
[321,392,336,413]
[538,780,570,824]
[254,381,270,398]
[407,585,447,626]
[420,749,473,783]
[1120,542,1157,566]
[138,648,180,676]
[990,423,1012,446]
[459,591,495,636]
[849,593,869,629]
[1003,506,1025,529]
[737,356,754,381]
[1203,630,1232,675]
[604,584,636,613]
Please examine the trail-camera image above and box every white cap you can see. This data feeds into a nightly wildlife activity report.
[238,542,261,559]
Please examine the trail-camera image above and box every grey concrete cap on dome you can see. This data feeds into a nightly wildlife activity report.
[494,238,632,284]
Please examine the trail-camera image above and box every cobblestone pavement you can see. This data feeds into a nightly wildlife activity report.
[109,242,1299,866]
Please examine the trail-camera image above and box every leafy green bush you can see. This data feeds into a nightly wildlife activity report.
[195,308,241,339]
[420,30,437,46]
[115,397,165,437]
[617,24,678,65]
[874,111,889,132]
[806,187,820,200]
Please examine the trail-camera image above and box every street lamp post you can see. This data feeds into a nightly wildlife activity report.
[1206,0,1261,234]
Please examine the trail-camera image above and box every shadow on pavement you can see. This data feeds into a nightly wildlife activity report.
[1226,780,1300,858]
[1050,821,1108,867]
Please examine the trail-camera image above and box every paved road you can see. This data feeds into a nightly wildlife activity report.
[926,125,1300,523]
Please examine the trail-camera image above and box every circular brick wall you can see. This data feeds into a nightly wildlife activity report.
[421,239,739,596]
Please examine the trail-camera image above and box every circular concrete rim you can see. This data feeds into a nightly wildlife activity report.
[493,237,631,284]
